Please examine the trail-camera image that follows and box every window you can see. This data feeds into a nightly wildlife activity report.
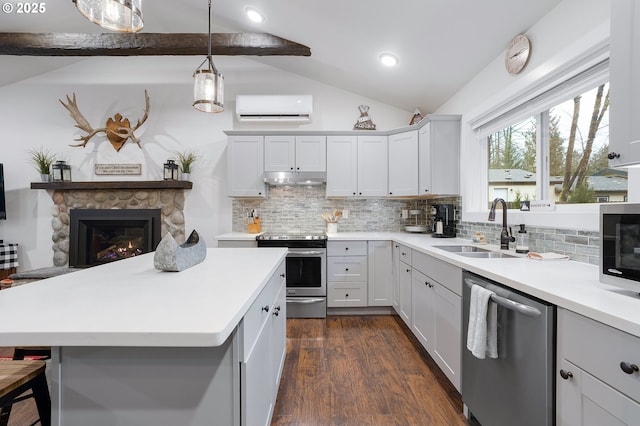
[483,63,626,207]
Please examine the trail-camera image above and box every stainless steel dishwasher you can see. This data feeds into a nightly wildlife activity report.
[462,271,556,426]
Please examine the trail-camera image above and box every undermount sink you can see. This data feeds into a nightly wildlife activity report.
[456,251,518,259]
[433,245,491,253]
[433,245,518,259]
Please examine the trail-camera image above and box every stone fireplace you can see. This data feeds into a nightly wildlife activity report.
[32,181,192,267]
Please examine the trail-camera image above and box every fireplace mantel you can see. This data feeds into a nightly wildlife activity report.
[31,180,192,190]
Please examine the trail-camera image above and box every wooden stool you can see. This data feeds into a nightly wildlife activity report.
[0,361,50,426]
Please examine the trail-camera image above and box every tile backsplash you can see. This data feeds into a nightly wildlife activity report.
[232,186,599,264]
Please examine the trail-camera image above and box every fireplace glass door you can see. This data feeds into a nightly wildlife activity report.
[69,209,161,267]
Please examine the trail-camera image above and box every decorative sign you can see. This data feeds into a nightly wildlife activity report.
[529,200,555,212]
[95,164,142,176]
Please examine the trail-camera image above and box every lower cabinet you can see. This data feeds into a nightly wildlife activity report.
[240,260,286,426]
[395,245,461,391]
[368,241,393,306]
[410,259,461,391]
[327,241,368,307]
[557,309,640,425]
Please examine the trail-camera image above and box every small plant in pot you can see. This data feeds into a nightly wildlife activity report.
[28,147,56,182]
[175,149,199,180]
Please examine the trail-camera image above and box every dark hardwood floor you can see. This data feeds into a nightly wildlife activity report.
[272,315,473,426]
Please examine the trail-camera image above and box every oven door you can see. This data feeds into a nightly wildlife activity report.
[285,248,326,297]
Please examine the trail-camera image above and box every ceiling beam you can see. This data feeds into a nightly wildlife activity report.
[0,32,311,57]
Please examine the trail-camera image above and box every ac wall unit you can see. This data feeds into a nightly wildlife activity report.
[236,95,313,123]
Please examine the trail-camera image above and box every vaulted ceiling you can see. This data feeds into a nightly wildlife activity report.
[0,0,562,112]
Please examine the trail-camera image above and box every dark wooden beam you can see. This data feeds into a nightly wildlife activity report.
[0,32,311,57]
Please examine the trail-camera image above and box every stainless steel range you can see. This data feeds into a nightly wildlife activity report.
[256,234,327,318]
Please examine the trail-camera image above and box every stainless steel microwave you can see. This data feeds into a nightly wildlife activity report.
[600,203,640,292]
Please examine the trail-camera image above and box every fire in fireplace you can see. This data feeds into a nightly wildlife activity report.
[69,209,161,268]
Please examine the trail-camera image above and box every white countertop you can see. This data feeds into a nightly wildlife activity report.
[216,231,640,337]
[327,231,640,338]
[0,248,287,347]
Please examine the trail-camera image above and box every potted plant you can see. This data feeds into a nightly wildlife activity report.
[28,147,56,182]
[175,149,199,181]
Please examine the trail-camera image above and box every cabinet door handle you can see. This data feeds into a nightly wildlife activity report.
[345,293,349,297]
[280,273,285,278]
[262,305,270,313]
[345,268,349,272]
[559,369,573,380]
[620,362,639,374]
[273,306,281,317]
[406,268,411,273]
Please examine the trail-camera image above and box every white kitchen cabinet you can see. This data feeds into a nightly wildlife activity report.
[227,135,267,198]
[326,135,358,197]
[410,250,462,391]
[609,0,640,166]
[557,309,640,425]
[327,241,368,307]
[240,261,286,426]
[326,135,387,197]
[388,130,419,196]
[264,135,326,172]
[358,135,388,197]
[367,241,393,306]
[418,117,461,195]
[411,268,435,350]
[398,248,412,327]
[432,283,461,390]
[391,242,401,312]
[270,275,287,400]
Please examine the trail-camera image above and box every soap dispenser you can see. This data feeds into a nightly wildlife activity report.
[516,224,529,254]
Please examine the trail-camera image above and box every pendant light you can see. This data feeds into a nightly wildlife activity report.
[193,0,224,113]
[73,0,143,33]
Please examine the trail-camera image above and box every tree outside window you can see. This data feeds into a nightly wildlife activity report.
[488,82,626,207]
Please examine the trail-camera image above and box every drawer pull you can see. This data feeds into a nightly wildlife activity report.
[620,362,639,375]
[559,369,573,380]
[345,268,349,272]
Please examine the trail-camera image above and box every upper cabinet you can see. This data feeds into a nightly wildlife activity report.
[326,135,358,197]
[419,117,461,195]
[227,135,267,198]
[326,135,388,197]
[357,135,388,197]
[609,0,640,166]
[226,114,460,198]
[264,135,326,172]
[388,130,419,196]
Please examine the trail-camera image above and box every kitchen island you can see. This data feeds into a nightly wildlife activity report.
[0,247,287,426]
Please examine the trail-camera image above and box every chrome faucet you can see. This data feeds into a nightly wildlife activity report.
[488,198,515,250]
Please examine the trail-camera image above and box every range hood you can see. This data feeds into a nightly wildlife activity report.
[263,171,326,186]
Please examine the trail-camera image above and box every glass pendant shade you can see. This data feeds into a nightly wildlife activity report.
[74,0,143,33]
[193,64,224,113]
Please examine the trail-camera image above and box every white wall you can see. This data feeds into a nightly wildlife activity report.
[0,56,410,271]
[435,0,617,231]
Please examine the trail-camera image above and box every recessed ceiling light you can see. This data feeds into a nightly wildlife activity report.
[245,7,265,23]
[379,53,399,67]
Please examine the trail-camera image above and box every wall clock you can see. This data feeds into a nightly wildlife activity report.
[505,34,531,75]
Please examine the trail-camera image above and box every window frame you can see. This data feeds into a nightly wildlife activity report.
[463,47,612,232]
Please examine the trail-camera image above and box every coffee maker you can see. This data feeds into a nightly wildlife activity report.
[432,204,455,238]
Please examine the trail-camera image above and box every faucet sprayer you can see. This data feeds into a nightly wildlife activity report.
[488,198,515,250]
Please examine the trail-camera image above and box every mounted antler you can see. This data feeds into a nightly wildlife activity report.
[59,93,107,148]
[106,90,150,149]
[59,90,150,152]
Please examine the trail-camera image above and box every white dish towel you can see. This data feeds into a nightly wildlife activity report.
[467,284,498,359]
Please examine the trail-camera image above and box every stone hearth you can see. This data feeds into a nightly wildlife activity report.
[42,186,188,266]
